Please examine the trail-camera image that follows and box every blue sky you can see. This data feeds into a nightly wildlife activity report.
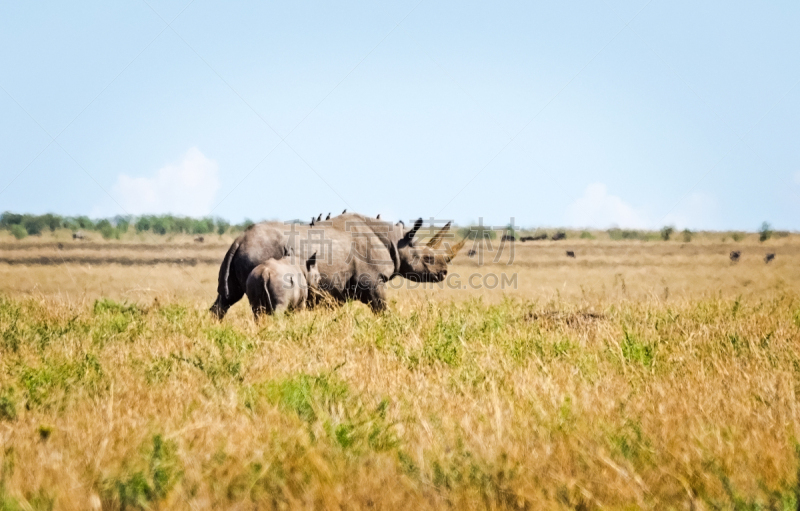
[1,0,799,230]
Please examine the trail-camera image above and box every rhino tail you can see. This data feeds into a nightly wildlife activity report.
[219,238,241,299]
[264,271,274,313]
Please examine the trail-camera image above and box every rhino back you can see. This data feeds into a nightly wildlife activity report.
[233,224,287,287]
[284,221,396,300]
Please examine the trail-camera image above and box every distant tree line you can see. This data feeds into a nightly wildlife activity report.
[0,212,253,240]
[1,212,791,243]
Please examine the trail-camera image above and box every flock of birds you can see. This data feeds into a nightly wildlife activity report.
[310,209,351,226]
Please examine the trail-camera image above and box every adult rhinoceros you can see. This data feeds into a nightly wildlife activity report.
[210,212,466,318]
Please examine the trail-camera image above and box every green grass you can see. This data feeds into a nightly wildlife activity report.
[1,294,800,509]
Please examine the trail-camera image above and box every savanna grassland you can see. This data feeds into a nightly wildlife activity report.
[0,230,799,510]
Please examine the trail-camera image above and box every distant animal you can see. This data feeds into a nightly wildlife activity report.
[764,253,775,264]
[325,213,331,220]
[72,231,86,240]
[57,243,64,250]
[245,251,319,319]
[730,251,741,263]
[310,217,315,227]
[566,251,575,258]
[194,236,204,243]
[467,249,476,257]
[210,213,466,318]
[317,214,323,222]
[376,214,381,220]
[551,231,566,241]
[520,233,547,242]
[501,234,515,242]
[342,209,347,214]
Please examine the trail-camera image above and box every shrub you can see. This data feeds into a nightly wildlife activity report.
[731,232,744,242]
[580,231,595,239]
[216,219,230,235]
[41,214,62,232]
[660,226,674,241]
[22,216,45,235]
[0,212,23,228]
[135,217,152,233]
[682,229,692,242]
[10,225,26,240]
[759,222,772,242]
[75,216,94,230]
[609,229,645,241]
[114,216,130,234]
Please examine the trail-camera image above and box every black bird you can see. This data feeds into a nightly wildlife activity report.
[342,209,347,214]
[325,213,331,220]
[317,214,322,222]
[310,217,315,226]
[376,214,381,219]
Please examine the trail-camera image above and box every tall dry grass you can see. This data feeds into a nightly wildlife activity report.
[0,293,799,509]
[0,236,798,509]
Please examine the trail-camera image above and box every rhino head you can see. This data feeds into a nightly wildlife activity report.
[396,219,466,282]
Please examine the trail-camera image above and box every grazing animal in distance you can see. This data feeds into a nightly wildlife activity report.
[194,236,204,243]
[566,250,575,258]
[730,251,741,263]
[467,249,476,257]
[520,233,547,242]
[325,213,331,220]
[72,231,86,240]
[551,231,566,241]
[501,234,515,242]
[764,253,775,264]
[246,252,319,319]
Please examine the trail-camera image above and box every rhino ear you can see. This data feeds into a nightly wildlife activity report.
[404,218,423,241]
[306,252,317,272]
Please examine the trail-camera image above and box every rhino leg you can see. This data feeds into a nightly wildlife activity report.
[209,285,245,320]
[354,277,387,313]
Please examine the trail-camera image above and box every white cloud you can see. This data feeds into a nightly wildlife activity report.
[108,148,220,217]
[661,192,717,230]
[565,183,647,229]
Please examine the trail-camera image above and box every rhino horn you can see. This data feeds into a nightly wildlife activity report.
[427,221,451,249]
[447,236,468,260]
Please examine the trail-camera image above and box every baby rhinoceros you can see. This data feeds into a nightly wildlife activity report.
[246,252,319,319]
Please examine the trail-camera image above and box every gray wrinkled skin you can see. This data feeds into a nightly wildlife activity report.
[210,212,456,318]
[245,254,319,319]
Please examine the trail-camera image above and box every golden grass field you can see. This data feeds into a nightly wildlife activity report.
[0,230,799,510]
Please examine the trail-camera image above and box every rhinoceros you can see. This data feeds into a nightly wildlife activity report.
[245,251,319,318]
[210,212,466,318]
